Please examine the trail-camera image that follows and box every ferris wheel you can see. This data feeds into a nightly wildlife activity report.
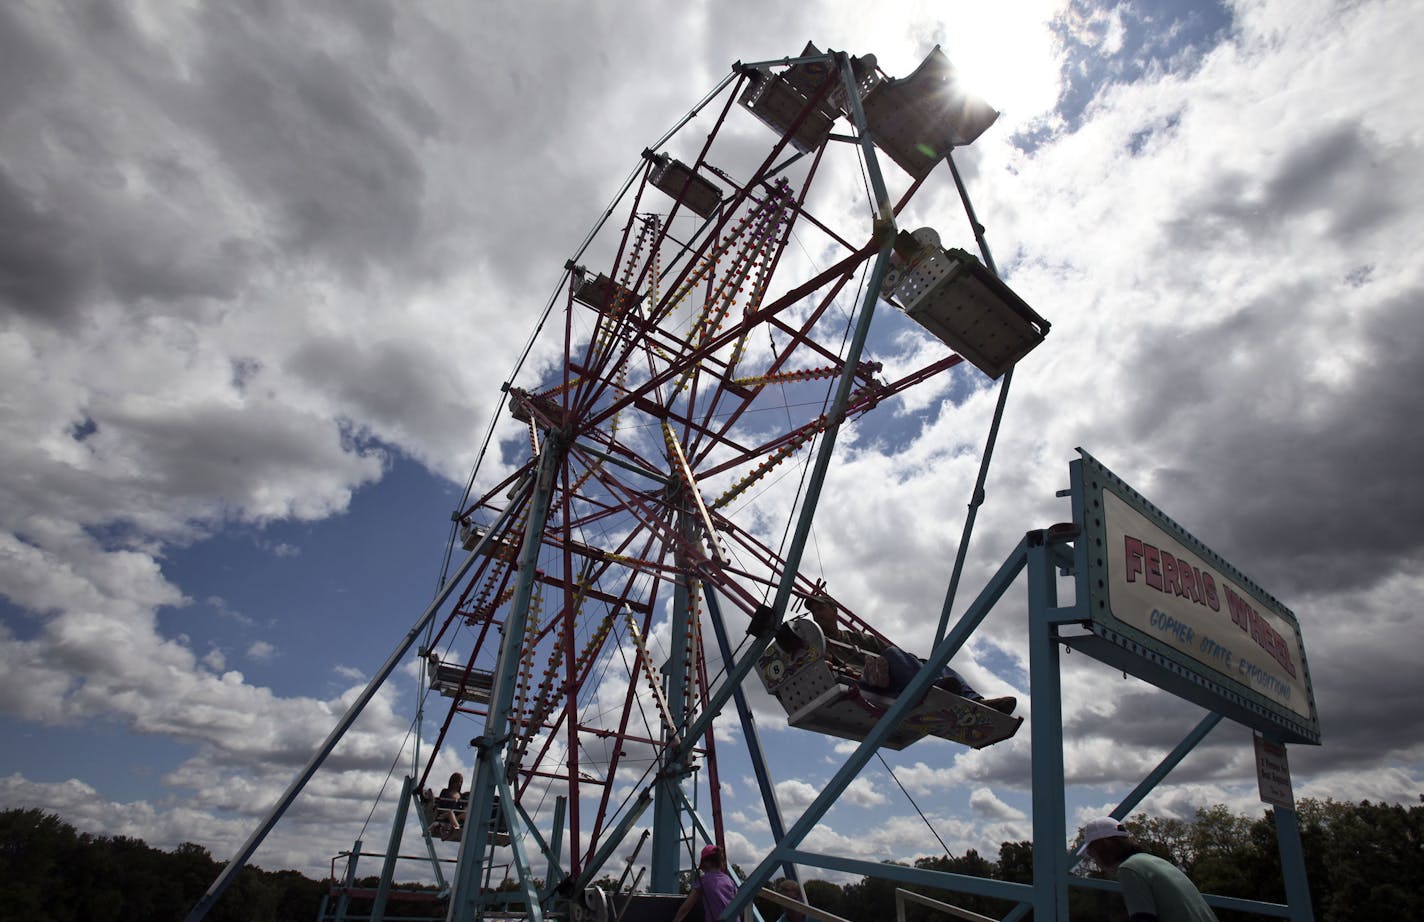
[186,42,1050,922]
[415,42,1048,918]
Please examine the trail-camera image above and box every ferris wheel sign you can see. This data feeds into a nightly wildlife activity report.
[1073,450,1320,744]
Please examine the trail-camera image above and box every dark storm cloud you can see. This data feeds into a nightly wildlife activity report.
[1168,121,1406,246]
[1062,620,1424,782]
[0,2,439,325]
[92,400,386,524]
[0,168,93,320]
[184,3,429,270]
[1287,594,1424,771]
[0,4,58,122]
[1064,686,1203,747]
[286,335,467,437]
[1120,279,1424,597]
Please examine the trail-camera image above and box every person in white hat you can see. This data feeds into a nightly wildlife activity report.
[1078,817,1219,922]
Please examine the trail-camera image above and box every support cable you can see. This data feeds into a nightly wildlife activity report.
[876,752,953,858]
[358,718,422,842]
[933,149,1015,646]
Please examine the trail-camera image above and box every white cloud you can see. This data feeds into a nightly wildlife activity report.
[246,640,276,662]
[842,777,888,808]
[775,778,819,810]
[0,0,1421,893]
[968,786,1026,822]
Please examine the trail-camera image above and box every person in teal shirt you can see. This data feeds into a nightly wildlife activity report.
[1079,817,1218,922]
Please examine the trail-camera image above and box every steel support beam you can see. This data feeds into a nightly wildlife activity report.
[704,591,795,880]
[371,777,414,922]
[1274,795,1316,921]
[781,850,1034,905]
[1027,537,1071,921]
[651,513,697,891]
[448,442,564,921]
[765,50,896,622]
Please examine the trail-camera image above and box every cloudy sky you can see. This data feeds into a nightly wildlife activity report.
[2,0,1422,895]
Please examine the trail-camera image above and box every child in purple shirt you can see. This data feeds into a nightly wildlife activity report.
[672,845,743,922]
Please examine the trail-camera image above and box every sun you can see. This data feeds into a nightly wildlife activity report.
[939,4,1065,129]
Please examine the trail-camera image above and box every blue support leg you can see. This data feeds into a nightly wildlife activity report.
[495,757,544,921]
[651,519,695,892]
[1027,538,1070,921]
[704,591,794,880]
[448,442,564,921]
[372,777,414,922]
[333,840,361,922]
[1275,804,1315,921]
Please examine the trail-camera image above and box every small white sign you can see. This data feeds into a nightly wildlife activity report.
[1254,734,1295,810]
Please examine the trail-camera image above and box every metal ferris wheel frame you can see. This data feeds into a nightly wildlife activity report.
[428,45,1038,920]
[187,43,1054,922]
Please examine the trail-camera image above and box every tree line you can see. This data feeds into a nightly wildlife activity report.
[1,798,1419,921]
[788,799,1423,922]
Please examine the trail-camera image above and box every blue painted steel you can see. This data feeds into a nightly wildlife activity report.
[781,850,1034,905]
[371,776,414,922]
[704,591,795,880]
[740,51,836,71]
[576,788,654,891]
[495,758,544,920]
[934,368,1013,648]
[448,443,563,921]
[1112,713,1220,827]
[1054,711,1224,882]
[723,538,1031,920]
[1027,538,1070,921]
[933,150,1010,649]
[510,794,559,882]
[536,797,571,903]
[651,518,696,892]
[411,794,449,897]
[182,476,533,922]
[838,51,894,228]
[549,796,566,885]
[334,840,361,922]
[412,808,449,898]
[1274,805,1315,921]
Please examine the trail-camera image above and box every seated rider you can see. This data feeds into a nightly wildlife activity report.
[430,771,468,837]
[804,594,1016,715]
